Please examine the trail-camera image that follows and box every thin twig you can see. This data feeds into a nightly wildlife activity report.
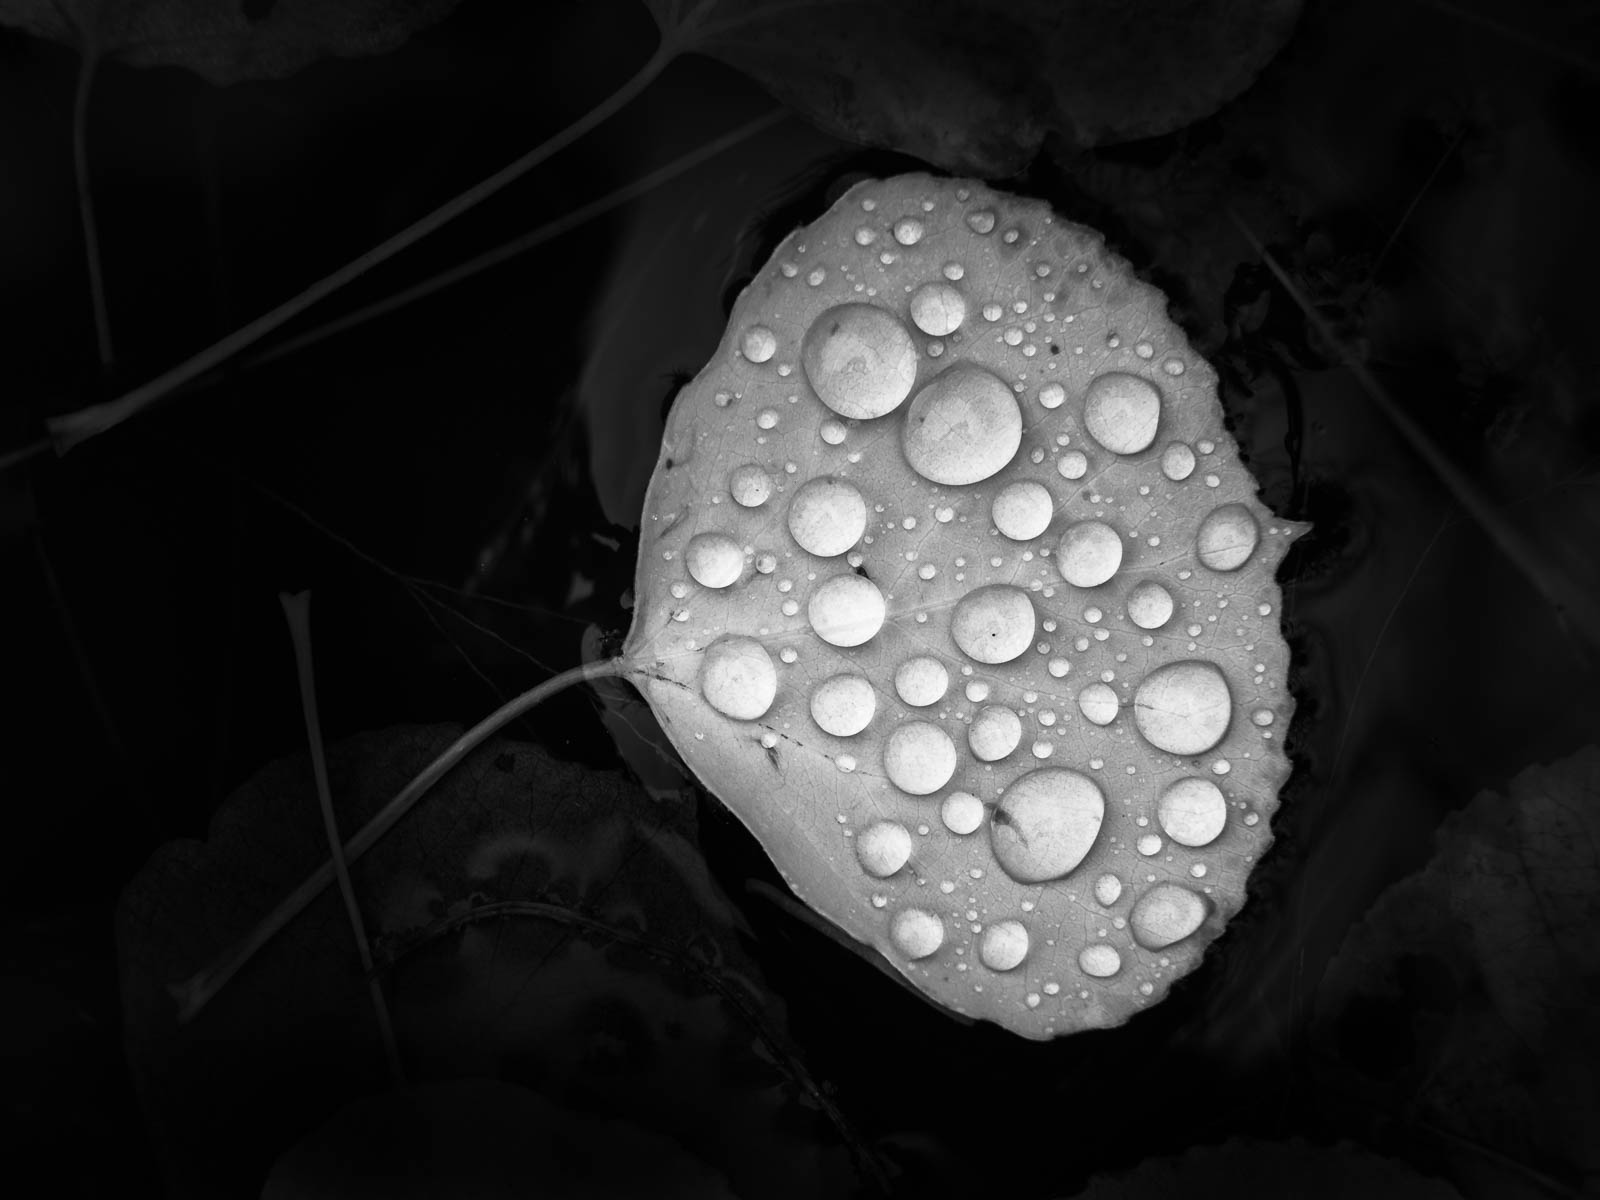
[170,656,630,1024]
[279,591,405,1088]
[72,53,113,375]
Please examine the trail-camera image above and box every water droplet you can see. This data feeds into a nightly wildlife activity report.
[1156,777,1227,847]
[1038,382,1065,409]
[1079,944,1121,978]
[1056,450,1088,480]
[728,463,773,507]
[1056,520,1123,588]
[951,585,1037,664]
[966,209,996,234]
[856,820,912,877]
[894,216,925,245]
[1076,682,1120,726]
[699,636,777,720]
[979,920,1030,971]
[1083,372,1161,455]
[941,791,984,835]
[908,281,967,337]
[1252,709,1275,727]
[1136,833,1163,856]
[685,532,744,589]
[1132,661,1232,755]
[741,325,777,363]
[836,754,857,773]
[1129,884,1209,949]
[1161,442,1196,481]
[787,476,867,557]
[990,768,1105,883]
[1196,503,1261,571]
[1093,873,1122,906]
[902,363,1023,485]
[895,656,950,706]
[820,419,847,446]
[1125,580,1174,629]
[891,908,944,959]
[991,481,1054,541]
[884,722,958,795]
[968,705,1023,761]
[801,304,918,420]
[808,574,887,647]
[810,673,877,737]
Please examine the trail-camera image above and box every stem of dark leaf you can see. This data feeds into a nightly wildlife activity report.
[279,591,406,1089]
[73,52,114,377]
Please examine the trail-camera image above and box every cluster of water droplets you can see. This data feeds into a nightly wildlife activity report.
[643,178,1296,1032]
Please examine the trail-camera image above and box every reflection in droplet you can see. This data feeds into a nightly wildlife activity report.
[991,481,1054,541]
[856,820,912,877]
[728,463,773,507]
[1083,372,1161,454]
[884,722,958,795]
[891,908,944,959]
[1196,503,1260,571]
[895,656,950,707]
[1076,682,1120,726]
[951,585,1036,664]
[787,477,867,557]
[979,920,1030,972]
[902,363,1023,485]
[801,303,919,420]
[1125,580,1174,629]
[968,705,1023,761]
[699,637,777,720]
[1130,884,1209,949]
[808,574,887,647]
[1132,661,1232,756]
[941,791,984,835]
[1078,944,1121,978]
[1057,520,1123,587]
[1156,777,1227,847]
[909,282,967,336]
[685,532,743,589]
[990,768,1105,883]
[810,673,877,737]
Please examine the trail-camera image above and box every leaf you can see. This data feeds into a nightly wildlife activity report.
[263,1078,738,1199]
[116,726,861,1197]
[1313,744,1600,1189]
[0,0,461,84]
[652,0,1304,176]
[1061,1137,1464,1200]
[621,173,1307,1038]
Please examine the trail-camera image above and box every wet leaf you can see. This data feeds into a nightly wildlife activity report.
[116,726,858,1197]
[1314,744,1600,1187]
[0,0,460,84]
[1062,1137,1463,1199]
[621,173,1307,1039]
[652,0,1303,176]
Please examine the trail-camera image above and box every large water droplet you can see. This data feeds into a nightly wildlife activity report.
[909,282,967,336]
[1156,777,1227,847]
[990,768,1105,883]
[1057,520,1123,588]
[991,481,1054,541]
[941,791,984,835]
[884,722,958,795]
[1129,884,1209,949]
[1195,502,1261,571]
[902,363,1023,486]
[968,704,1022,761]
[1083,372,1161,454]
[808,574,887,647]
[1076,682,1120,726]
[787,476,867,557]
[699,636,777,720]
[1125,580,1174,629]
[951,585,1036,664]
[1132,661,1232,755]
[801,304,918,420]
[810,673,877,737]
[891,908,944,959]
[741,324,777,363]
[1078,943,1121,978]
[728,463,773,507]
[685,532,744,589]
[979,919,1030,971]
[856,820,912,877]
[895,656,950,706]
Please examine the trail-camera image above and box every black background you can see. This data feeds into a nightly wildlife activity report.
[4,0,1598,1196]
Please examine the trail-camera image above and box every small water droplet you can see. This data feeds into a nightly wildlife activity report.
[895,656,950,706]
[1196,503,1261,571]
[1079,943,1121,978]
[1136,833,1163,856]
[1083,372,1161,455]
[1076,682,1120,726]
[1125,580,1174,629]
[884,722,958,795]
[894,216,925,245]
[992,481,1054,541]
[856,820,912,877]
[908,281,966,337]
[807,574,887,647]
[810,673,877,737]
[891,908,945,959]
[966,209,996,234]
[941,791,984,835]
[1093,873,1122,906]
[1157,777,1227,847]
[685,532,744,589]
[968,704,1023,761]
[979,920,1030,972]
[1056,520,1123,587]
[787,476,868,557]
[699,637,777,720]
[1130,884,1209,949]
[741,325,777,363]
[728,463,773,507]
[1161,442,1196,481]
[951,585,1037,664]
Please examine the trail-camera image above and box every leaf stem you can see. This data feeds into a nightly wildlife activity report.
[73,53,114,376]
[279,591,406,1088]
[170,656,630,1024]
[45,39,679,456]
